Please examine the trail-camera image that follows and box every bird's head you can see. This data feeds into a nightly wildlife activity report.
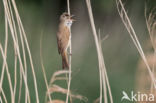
[60,12,75,27]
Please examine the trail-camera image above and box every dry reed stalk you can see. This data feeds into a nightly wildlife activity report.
[40,50,72,103]
[50,70,70,84]
[145,9,156,92]
[7,0,26,101]
[0,96,1,102]
[3,0,31,102]
[40,33,52,103]
[0,83,8,103]
[18,68,23,103]
[44,69,87,103]
[85,0,113,103]
[47,70,69,103]
[145,8,156,50]
[136,54,156,92]
[146,6,156,91]
[48,100,65,103]
[0,9,9,97]
[0,0,41,102]
[11,0,39,101]
[51,100,65,103]
[116,0,156,88]
[66,0,72,103]
[136,8,156,102]
[49,85,87,101]
[0,44,15,103]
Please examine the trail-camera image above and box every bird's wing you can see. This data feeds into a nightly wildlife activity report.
[57,38,62,54]
[57,26,70,54]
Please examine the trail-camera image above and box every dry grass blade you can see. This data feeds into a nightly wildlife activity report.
[50,70,70,84]
[44,70,69,103]
[85,0,113,103]
[116,0,156,88]
[48,85,88,102]
[44,69,87,103]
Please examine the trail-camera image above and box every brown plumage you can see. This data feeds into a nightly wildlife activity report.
[57,12,74,69]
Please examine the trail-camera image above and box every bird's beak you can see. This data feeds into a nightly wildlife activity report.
[70,15,76,21]
[71,18,76,21]
[70,15,75,18]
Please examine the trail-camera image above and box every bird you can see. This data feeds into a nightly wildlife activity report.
[57,12,74,69]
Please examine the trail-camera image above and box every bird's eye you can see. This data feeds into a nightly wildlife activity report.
[65,14,68,16]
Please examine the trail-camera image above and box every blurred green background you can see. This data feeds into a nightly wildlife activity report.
[0,0,156,103]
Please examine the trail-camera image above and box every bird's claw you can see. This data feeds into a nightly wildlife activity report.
[68,53,72,56]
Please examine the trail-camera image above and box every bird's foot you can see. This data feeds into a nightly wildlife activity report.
[68,53,72,56]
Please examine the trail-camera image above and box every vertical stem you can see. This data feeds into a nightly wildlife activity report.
[40,33,52,102]
[85,0,113,103]
[67,0,70,15]
[66,0,72,103]
[11,0,40,101]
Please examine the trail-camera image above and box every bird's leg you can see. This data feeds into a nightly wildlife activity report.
[67,50,72,56]
[67,47,72,56]
[69,53,72,56]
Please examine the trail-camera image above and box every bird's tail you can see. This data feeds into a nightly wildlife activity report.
[61,51,69,69]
